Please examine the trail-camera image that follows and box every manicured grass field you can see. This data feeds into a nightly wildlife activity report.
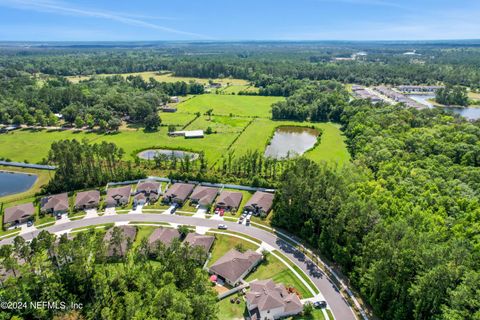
[185,115,250,134]
[220,85,259,95]
[216,297,247,320]
[0,166,53,204]
[160,112,197,127]
[207,234,258,267]
[66,72,249,86]
[176,94,284,118]
[230,118,350,166]
[133,226,157,247]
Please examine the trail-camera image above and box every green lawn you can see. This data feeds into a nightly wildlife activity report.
[160,112,197,127]
[292,309,326,320]
[230,119,350,166]
[133,226,157,247]
[246,253,313,299]
[216,297,247,320]
[177,95,284,118]
[220,85,259,95]
[185,115,250,134]
[207,234,258,267]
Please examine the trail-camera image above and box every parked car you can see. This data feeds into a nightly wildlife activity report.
[219,209,225,217]
[56,214,62,220]
[218,224,228,230]
[27,220,33,227]
[238,217,244,224]
[313,301,327,309]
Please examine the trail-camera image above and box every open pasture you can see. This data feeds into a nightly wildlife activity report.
[176,94,284,118]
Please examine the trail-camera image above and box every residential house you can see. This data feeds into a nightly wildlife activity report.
[40,193,69,215]
[170,96,180,103]
[3,203,35,227]
[104,225,137,257]
[148,227,180,250]
[189,186,218,207]
[105,185,131,207]
[244,191,274,215]
[209,249,262,286]
[246,279,303,320]
[134,180,161,205]
[183,232,215,253]
[74,190,100,210]
[163,183,195,205]
[215,191,243,212]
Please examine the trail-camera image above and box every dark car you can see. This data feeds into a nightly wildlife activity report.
[313,301,327,309]
[27,220,33,227]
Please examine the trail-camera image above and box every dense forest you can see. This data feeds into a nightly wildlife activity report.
[0,228,217,319]
[0,70,203,130]
[2,42,480,88]
[272,102,480,320]
[45,139,145,194]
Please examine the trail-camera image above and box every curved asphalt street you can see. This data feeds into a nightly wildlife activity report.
[0,214,356,320]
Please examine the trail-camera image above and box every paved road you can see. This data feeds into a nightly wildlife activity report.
[0,214,356,320]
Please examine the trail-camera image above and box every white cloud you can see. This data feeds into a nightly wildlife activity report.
[0,0,212,39]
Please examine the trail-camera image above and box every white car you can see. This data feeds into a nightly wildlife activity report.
[217,224,228,230]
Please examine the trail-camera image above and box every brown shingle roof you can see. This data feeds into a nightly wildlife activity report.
[3,203,35,224]
[136,180,160,194]
[40,193,69,213]
[184,232,215,252]
[164,183,195,202]
[209,249,262,284]
[74,190,100,208]
[105,186,131,206]
[246,279,303,314]
[246,280,303,313]
[244,191,274,213]
[216,191,243,209]
[189,186,218,206]
[148,227,180,248]
[104,225,137,256]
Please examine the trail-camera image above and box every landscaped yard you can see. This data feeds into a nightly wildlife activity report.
[207,234,258,267]
[133,226,157,247]
[246,253,313,299]
[216,296,248,320]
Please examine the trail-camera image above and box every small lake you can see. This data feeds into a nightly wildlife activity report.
[0,171,37,197]
[137,149,199,161]
[264,126,319,159]
[408,94,480,120]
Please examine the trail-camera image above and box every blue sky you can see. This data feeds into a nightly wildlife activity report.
[0,0,479,41]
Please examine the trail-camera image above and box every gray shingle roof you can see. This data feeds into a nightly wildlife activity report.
[3,203,35,224]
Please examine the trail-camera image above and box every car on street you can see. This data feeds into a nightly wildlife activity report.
[217,224,228,230]
[313,301,327,309]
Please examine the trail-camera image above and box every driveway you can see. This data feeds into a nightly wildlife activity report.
[0,214,356,320]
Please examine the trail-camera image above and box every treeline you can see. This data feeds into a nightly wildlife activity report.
[271,81,349,121]
[45,139,145,193]
[3,45,480,88]
[0,229,217,319]
[272,103,480,319]
[0,70,202,130]
[435,84,469,106]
